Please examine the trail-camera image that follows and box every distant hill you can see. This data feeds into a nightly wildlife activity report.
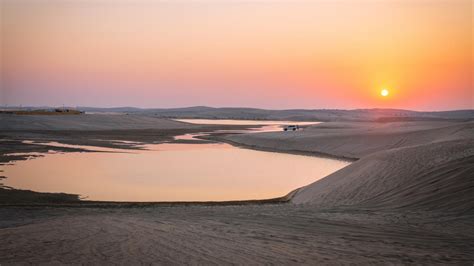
[3,106,473,122]
[77,107,474,122]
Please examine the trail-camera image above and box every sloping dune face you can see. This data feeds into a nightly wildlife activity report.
[292,123,474,213]
[226,121,472,159]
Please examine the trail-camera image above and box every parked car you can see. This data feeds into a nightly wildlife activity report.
[283,125,300,131]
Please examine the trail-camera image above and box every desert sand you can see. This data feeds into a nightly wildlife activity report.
[0,113,473,264]
[0,113,195,131]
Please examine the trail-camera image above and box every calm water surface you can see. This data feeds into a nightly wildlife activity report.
[175,119,320,126]
[174,119,320,140]
[2,120,349,202]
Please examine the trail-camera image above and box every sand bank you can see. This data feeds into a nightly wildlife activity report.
[224,121,474,213]
[0,117,473,263]
[224,121,471,159]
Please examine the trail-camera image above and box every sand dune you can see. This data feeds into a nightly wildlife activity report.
[225,121,473,159]
[0,114,194,131]
[292,139,474,212]
[225,121,474,213]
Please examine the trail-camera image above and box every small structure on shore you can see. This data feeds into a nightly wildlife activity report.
[0,108,83,115]
[54,108,83,114]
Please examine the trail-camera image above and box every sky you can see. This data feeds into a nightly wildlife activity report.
[1,0,472,110]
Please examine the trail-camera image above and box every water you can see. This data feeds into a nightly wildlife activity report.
[174,119,320,140]
[1,120,349,202]
[174,126,281,140]
[175,119,319,126]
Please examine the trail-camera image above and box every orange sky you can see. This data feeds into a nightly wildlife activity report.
[1,0,472,110]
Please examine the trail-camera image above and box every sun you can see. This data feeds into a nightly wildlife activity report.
[381,89,389,97]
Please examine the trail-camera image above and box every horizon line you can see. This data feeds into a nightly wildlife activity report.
[1,105,472,113]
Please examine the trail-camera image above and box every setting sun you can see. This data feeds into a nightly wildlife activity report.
[1,0,473,264]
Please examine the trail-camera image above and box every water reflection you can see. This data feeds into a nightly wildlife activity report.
[1,142,349,202]
[1,120,350,202]
[175,119,320,126]
[174,120,319,141]
[22,140,136,153]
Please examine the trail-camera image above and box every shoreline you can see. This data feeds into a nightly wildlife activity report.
[0,124,313,206]
[2,119,472,207]
[206,134,358,162]
[0,187,302,208]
